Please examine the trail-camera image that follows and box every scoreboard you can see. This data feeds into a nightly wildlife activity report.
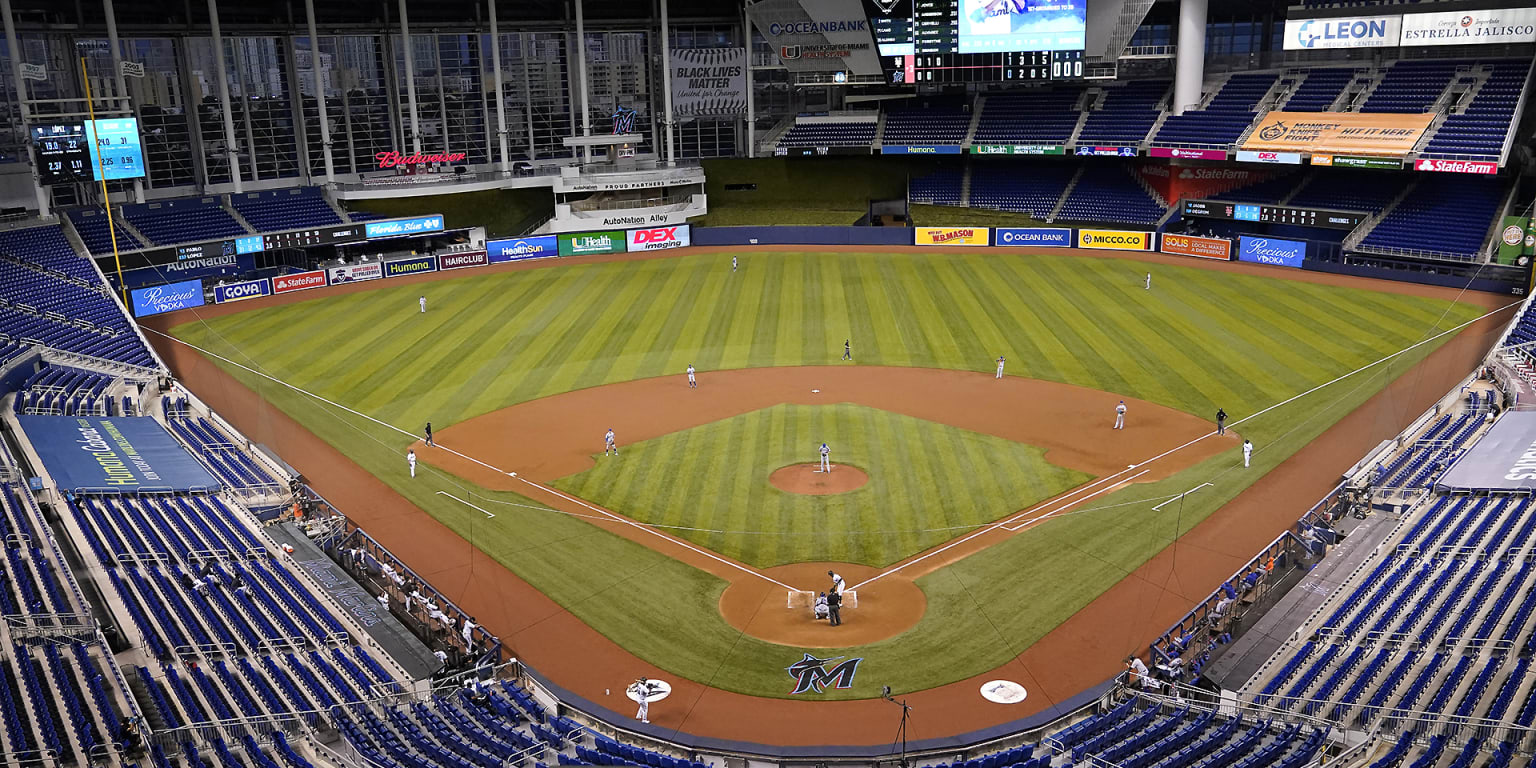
[1182,200,1366,230]
[31,119,146,184]
[869,0,1085,84]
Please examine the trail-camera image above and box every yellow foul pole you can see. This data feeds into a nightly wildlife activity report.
[81,56,128,307]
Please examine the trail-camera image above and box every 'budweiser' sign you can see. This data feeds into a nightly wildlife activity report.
[376,150,468,169]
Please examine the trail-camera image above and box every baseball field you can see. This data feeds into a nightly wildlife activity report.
[157,246,1493,711]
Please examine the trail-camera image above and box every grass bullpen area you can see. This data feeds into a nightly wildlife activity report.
[168,249,1481,699]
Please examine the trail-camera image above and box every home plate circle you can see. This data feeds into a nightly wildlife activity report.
[626,679,672,703]
[980,680,1027,704]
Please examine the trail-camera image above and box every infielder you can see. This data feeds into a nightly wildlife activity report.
[605,428,618,456]
[419,296,426,313]
[1114,401,1127,430]
[1243,439,1253,468]
[819,442,831,473]
[687,364,697,389]
[633,678,649,723]
[842,340,852,361]
[407,448,417,477]
[996,355,1006,379]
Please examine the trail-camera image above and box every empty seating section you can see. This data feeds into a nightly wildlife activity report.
[1362,61,1459,113]
[65,208,146,255]
[776,120,876,149]
[231,188,344,231]
[909,167,963,206]
[1077,81,1168,147]
[969,162,1078,218]
[881,104,970,146]
[164,407,281,491]
[121,197,248,246]
[1360,176,1504,260]
[1423,61,1530,159]
[12,365,119,416]
[1287,170,1400,214]
[1212,172,1303,204]
[1154,74,1276,146]
[1282,68,1357,112]
[972,88,1083,146]
[1057,165,1165,225]
[0,225,154,367]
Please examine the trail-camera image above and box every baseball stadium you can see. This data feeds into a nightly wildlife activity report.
[4,0,1536,766]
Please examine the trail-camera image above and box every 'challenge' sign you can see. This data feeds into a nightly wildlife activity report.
[213,279,272,304]
[994,228,1072,247]
[1239,237,1306,268]
[1078,229,1153,251]
[131,279,205,317]
[383,255,439,277]
[559,231,627,256]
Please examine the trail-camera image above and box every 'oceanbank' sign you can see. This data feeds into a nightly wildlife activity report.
[1239,237,1306,268]
[1284,15,1401,49]
[488,236,558,262]
[131,279,204,317]
[213,279,272,304]
[994,228,1073,247]
[365,215,445,239]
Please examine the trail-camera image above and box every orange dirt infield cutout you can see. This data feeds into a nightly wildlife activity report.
[720,563,925,647]
[770,464,869,495]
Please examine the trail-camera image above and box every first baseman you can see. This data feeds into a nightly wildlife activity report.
[407,448,417,477]
[605,428,618,456]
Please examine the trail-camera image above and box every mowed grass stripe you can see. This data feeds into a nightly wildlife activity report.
[1150,272,1312,402]
[965,258,1071,382]
[927,257,1013,373]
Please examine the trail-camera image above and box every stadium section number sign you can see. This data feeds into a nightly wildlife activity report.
[1078,229,1152,251]
[915,227,989,246]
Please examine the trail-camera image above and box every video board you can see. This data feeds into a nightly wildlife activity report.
[868,0,1085,84]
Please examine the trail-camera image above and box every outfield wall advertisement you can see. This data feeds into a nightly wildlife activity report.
[383,255,438,278]
[559,231,627,256]
[213,279,272,304]
[915,227,989,246]
[627,226,691,251]
[1160,234,1232,260]
[273,270,327,294]
[994,228,1072,247]
[1239,237,1306,268]
[364,215,445,239]
[440,251,489,270]
[1078,229,1153,251]
[488,236,558,262]
[17,415,220,492]
[327,263,383,284]
[131,279,205,316]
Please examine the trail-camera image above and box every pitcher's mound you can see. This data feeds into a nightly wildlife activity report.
[770,464,869,495]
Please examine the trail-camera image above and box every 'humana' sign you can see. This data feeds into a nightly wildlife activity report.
[376,150,467,169]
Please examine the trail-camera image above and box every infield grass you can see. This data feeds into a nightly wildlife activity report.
[168,249,1484,698]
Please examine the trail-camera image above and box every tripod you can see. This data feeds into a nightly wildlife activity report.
[883,686,913,768]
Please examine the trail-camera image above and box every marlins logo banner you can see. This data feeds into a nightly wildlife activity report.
[786,654,863,694]
[1241,112,1434,157]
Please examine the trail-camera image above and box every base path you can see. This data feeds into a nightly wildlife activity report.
[142,245,1512,750]
[770,464,869,495]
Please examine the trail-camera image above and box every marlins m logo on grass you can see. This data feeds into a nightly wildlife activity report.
[786,654,862,694]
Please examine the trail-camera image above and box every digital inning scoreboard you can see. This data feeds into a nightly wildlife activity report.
[31,119,146,184]
[869,0,1085,84]
[1182,200,1366,230]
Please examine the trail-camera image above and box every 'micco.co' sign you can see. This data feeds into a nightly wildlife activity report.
[375,150,467,169]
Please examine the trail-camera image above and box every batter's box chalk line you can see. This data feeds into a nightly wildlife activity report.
[788,589,857,610]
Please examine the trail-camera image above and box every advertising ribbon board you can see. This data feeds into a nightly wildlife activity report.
[1075,146,1138,157]
[487,236,558,262]
[1147,147,1229,161]
[213,279,272,304]
[1402,8,1536,47]
[882,145,963,155]
[627,226,692,252]
[994,228,1073,247]
[1238,237,1306,268]
[1236,150,1303,165]
[272,270,327,294]
[971,145,1065,155]
[130,279,204,317]
[558,231,627,256]
[326,263,384,285]
[1078,229,1153,251]
[383,255,439,278]
[1312,154,1403,170]
[914,227,989,246]
[440,251,489,270]
[1160,234,1232,260]
[1242,112,1434,157]
[1414,158,1499,175]
[670,48,747,118]
[1283,15,1402,50]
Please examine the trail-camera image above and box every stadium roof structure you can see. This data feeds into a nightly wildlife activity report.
[6,0,737,29]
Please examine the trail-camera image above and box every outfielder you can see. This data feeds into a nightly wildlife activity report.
[419,296,426,313]
[605,428,618,456]
[996,355,1006,379]
[819,442,831,473]
[1145,273,1151,290]
[407,448,417,477]
[1243,439,1253,468]
[687,364,697,389]
[843,340,852,361]
[1114,401,1127,430]
[732,256,737,272]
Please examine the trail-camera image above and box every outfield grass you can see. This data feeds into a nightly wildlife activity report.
[169,250,1481,698]
[555,403,1091,567]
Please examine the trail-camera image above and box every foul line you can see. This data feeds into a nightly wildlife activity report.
[1001,471,1149,532]
[1152,483,1212,512]
[438,491,496,518]
[851,298,1520,591]
[141,326,797,593]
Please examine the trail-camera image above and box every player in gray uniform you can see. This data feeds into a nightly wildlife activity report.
[605,428,618,456]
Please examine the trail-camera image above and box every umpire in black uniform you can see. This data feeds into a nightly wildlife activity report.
[827,589,843,626]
